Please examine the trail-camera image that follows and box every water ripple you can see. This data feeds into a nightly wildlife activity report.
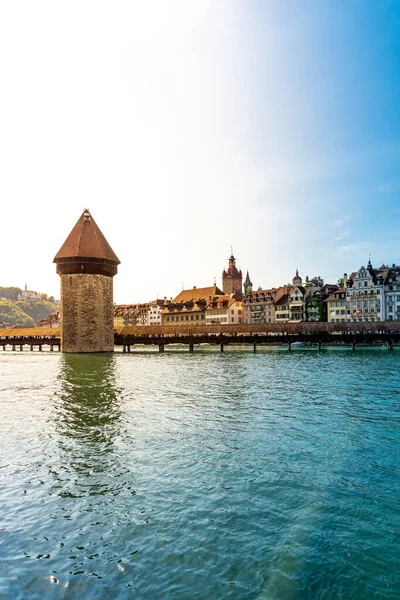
[1,350,400,598]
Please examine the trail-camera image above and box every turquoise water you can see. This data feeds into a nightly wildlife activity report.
[1,348,400,599]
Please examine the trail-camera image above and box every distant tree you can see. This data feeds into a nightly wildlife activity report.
[16,300,58,326]
[310,276,324,287]
[305,275,309,283]
[337,277,344,286]
[0,299,35,327]
[48,296,55,303]
[0,286,22,301]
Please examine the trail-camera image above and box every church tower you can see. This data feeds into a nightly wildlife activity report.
[292,269,302,287]
[243,270,253,295]
[53,209,120,353]
[222,252,243,300]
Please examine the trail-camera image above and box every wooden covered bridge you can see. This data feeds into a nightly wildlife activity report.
[1,322,400,352]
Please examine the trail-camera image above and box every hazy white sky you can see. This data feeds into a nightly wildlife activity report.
[1,1,400,302]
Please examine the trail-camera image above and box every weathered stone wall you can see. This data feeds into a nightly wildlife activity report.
[60,273,114,353]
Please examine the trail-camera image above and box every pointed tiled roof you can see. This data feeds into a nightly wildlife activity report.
[244,270,253,287]
[172,285,223,304]
[54,210,120,264]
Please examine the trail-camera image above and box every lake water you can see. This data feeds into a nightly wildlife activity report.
[1,347,400,599]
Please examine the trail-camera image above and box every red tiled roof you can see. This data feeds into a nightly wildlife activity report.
[54,210,120,264]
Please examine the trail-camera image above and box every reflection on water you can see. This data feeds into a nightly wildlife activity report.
[1,350,400,599]
[52,354,123,497]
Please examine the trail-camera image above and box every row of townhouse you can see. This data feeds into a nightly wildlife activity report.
[326,260,400,323]
[114,299,166,327]
[243,270,338,324]
[112,255,400,328]
[162,285,243,326]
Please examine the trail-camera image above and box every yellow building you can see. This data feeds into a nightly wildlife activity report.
[326,287,346,322]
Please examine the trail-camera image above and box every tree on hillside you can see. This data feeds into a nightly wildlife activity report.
[0,286,22,301]
[16,300,58,326]
[310,276,324,287]
[0,299,35,327]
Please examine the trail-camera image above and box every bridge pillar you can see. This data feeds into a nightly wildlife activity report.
[19,345,23,352]
[288,342,291,351]
[50,345,54,352]
[127,345,131,353]
[123,345,126,353]
[189,343,194,352]
[12,345,15,351]
[2,345,5,351]
[318,341,322,351]
[159,343,164,353]
[30,344,33,351]
[352,341,356,351]
[39,345,42,352]
[387,340,393,351]
[220,343,224,352]
[253,342,257,353]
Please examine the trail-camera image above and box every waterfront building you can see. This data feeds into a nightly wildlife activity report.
[147,299,166,326]
[288,270,306,322]
[205,295,243,325]
[306,284,338,322]
[243,288,276,324]
[53,209,120,353]
[274,286,290,322]
[222,253,243,300]
[38,311,60,328]
[162,285,223,325]
[345,260,387,322]
[382,264,400,321]
[326,287,347,322]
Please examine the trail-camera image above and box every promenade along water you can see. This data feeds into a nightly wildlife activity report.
[1,348,400,599]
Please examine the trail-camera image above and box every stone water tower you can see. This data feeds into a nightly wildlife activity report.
[53,209,120,353]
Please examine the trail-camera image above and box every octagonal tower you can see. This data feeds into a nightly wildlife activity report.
[54,209,120,353]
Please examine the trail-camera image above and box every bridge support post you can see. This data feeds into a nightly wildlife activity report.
[2,345,5,351]
[30,344,33,351]
[189,343,194,352]
[12,345,15,351]
[318,341,322,351]
[253,342,257,353]
[288,342,291,351]
[123,345,126,353]
[387,340,393,351]
[352,341,356,351]
[127,345,131,353]
[159,343,164,353]
[50,345,54,352]
[19,345,23,352]
[39,345,42,352]
[220,344,224,352]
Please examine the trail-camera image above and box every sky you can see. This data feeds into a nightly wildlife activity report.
[1,1,400,303]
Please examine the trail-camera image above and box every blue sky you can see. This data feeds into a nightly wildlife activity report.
[1,1,399,301]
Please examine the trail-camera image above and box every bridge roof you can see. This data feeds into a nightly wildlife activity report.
[53,210,120,264]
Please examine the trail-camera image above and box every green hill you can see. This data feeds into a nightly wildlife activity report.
[0,287,58,327]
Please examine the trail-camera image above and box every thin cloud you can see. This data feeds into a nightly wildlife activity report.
[331,216,352,227]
